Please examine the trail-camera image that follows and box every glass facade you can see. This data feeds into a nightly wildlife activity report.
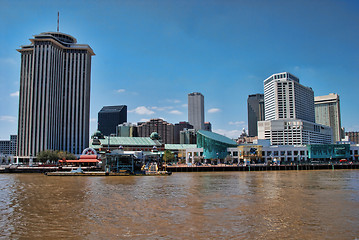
[307,144,350,159]
[197,130,237,159]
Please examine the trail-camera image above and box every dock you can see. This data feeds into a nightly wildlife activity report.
[166,163,359,172]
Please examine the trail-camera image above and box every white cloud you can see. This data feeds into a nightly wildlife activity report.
[181,104,188,108]
[129,106,155,115]
[229,121,246,126]
[0,116,17,122]
[10,91,19,97]
[116,89,125,93]
[166,99,181,104]
[213,129,242,139]
[169,110,183,115]
[208,108,221,113]
[139,118,150,123]
[151,106,173,111]
[90,118,97,122]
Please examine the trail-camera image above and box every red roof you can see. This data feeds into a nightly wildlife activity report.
[80,155,98,159]
[59,159,100,163]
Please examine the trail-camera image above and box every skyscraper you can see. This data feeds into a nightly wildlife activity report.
[17,32,95,159]
[315,93,342,142]
[263,72,315,122]
[258,72,332,145]
[188,92,204,131]
[247,94,265,137]
[98,105,127,136]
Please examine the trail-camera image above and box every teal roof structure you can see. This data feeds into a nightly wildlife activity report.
[165,144,197,150]
[97,137,162,147]
[197,130,237,146]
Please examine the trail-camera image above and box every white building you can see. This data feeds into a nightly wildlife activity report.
[263,72,315,122]
[258,119,332,145]
[188,92,204,131]
[259,72,332,145]
[315,93,342,143]
[17,32,95,159]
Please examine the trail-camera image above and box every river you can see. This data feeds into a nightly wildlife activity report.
[1,170,359,239]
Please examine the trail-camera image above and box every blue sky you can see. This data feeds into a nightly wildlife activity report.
[0,0,359,139]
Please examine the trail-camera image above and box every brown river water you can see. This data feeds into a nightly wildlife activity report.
[1,170,359,239]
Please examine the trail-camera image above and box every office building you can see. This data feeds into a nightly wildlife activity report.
[346,132,359,144]
[258,119,332,145]
[174,122,193,144]
[315,93,342,142]
[137,119,174,144]
[116,122,138,137]
[98,105,127,136]
[180,129,197,144]
[204,122,212,132]
[258,72,332,145]
[0,135,17,155]
[188,92,204,130]
[17,32,94,159]
[247,94,265,137]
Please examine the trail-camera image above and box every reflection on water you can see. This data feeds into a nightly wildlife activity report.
[1,170,359,239]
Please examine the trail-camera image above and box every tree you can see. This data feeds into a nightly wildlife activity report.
[163,150,175,163]
[57,151,76,160]
[36,150,77,163]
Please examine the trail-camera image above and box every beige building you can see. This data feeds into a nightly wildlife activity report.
[137,119,174,144]
[315,93,342,143]
[17,32,94,159]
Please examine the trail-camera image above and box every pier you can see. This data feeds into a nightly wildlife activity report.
[166,163,359,172]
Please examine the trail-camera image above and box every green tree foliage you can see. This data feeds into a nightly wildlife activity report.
[162,150,175,163]
[57,151,76,160]
[36,150,77,162]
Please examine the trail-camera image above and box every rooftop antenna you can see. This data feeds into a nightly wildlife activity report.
[57,12,59,32]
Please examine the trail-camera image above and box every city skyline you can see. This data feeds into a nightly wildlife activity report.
[1,0,359,139]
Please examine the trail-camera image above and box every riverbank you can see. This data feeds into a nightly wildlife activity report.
[1,163,358,174]
[166,163,359,172]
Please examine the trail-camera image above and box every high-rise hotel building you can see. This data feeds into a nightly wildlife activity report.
[258,72,332,145]
[17,32,95,159]
[188,92,204,131]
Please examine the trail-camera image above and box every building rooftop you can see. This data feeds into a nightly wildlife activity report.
[197,130,237,146]
[90,136,162,147]
[165,144,197,150]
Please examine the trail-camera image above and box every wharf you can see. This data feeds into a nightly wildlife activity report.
[0,166,101,174]
[45,171,130,176]
[45,171,171,176]
[166,163,359,172]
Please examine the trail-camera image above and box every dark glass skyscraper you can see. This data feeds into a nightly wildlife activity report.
[17,32,94,159]
[247,94,265,137]
[98,105,127,136]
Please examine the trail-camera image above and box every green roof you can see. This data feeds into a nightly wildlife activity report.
[94,136,162,147]
[165,144,197,150]
[197,130,237,146]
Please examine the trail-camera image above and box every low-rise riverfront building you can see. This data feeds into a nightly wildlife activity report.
[196,130,237,160]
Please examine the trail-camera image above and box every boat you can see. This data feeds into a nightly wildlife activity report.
[140,162,172,175]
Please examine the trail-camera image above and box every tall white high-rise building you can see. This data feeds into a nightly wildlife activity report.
[264,72,315,122]
[188,92,204,131]
[258,72,332,145]
[17,32,95,159]
[315,93,342,143]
